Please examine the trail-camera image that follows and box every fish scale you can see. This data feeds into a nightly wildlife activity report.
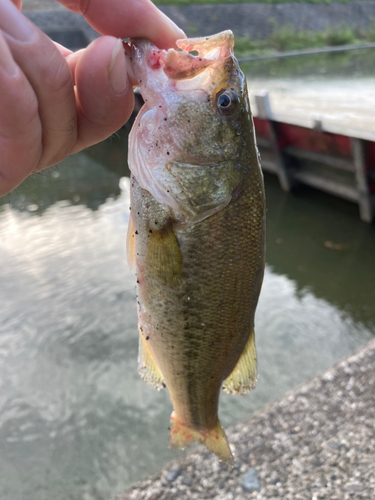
[127,30,265,462]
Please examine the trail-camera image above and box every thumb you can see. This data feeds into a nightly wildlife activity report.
[72,36,135,153]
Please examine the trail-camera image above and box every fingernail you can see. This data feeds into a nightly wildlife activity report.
[123,42,137,87]
[0,31,18,76]
[0,0,34,42]
[108,38,128,95]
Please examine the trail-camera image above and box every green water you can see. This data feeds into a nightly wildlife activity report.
[0,128,374,500]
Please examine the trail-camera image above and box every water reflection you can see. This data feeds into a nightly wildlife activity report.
[0,130,374,500]
[243,49,375,80]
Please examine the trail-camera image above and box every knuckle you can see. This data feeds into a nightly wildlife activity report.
[40,51,73,99]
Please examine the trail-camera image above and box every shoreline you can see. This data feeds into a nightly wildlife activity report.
[22,2,375,51]
[117,338,375,500]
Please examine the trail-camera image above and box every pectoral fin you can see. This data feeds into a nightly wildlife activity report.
[146,225,183,288]
[138,332,165,390]
[223,328,257,394]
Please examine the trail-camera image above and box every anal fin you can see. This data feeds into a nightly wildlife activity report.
[223,328,257,394]
[169,412,233,464]
[138,332,165,390]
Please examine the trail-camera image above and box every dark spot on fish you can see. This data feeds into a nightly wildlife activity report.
[159,105,162,108]
[171,345,174,349]
[166,152,170,155]
[199,58,202,61]
[137,212,140,215]
[129,57,132,61]
[149,229,153,233]
[129,206,131,210]
[155,221,158,224]
[135,230,138,235]
[167,190,170,193]
[164,117,167,121]
[125,51,127,55]
[162,383,166,388]
[187,120,190,123]
[137,280,139,283]
[140,80,142,83]
[146,336,149,340]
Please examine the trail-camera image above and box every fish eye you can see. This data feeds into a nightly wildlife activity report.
[216,89,238,116]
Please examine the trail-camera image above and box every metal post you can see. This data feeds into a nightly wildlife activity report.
[351,138,374,223]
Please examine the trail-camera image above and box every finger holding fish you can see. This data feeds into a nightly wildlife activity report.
[0,0,184,196]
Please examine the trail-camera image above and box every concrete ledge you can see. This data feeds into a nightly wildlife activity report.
[159,2,375,39]
[117,338,375,500]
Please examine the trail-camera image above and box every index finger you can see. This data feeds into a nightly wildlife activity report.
[57,0,186,50]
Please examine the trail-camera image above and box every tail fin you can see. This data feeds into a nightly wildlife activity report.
[169,412,233,463]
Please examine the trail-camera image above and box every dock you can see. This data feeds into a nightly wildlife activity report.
[251,90,375,223]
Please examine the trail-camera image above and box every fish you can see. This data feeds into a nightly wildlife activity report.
[127,30,266,463]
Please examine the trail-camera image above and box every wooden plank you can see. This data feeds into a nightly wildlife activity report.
[284,146,354,172]
[252,106,375,143]
[351,138,374,223]
[254,93,293,192]
[293,171,359,202]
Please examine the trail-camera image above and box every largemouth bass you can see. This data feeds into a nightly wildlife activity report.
[127,31,265,463]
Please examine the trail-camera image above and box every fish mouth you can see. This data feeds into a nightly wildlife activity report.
[130,31,235,106]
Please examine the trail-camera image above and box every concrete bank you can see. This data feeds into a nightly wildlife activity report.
[23,2,375,48]
[116,338,375,500]
[160,2,375,39]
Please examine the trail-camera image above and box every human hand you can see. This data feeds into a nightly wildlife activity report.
[0,0,185,196]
